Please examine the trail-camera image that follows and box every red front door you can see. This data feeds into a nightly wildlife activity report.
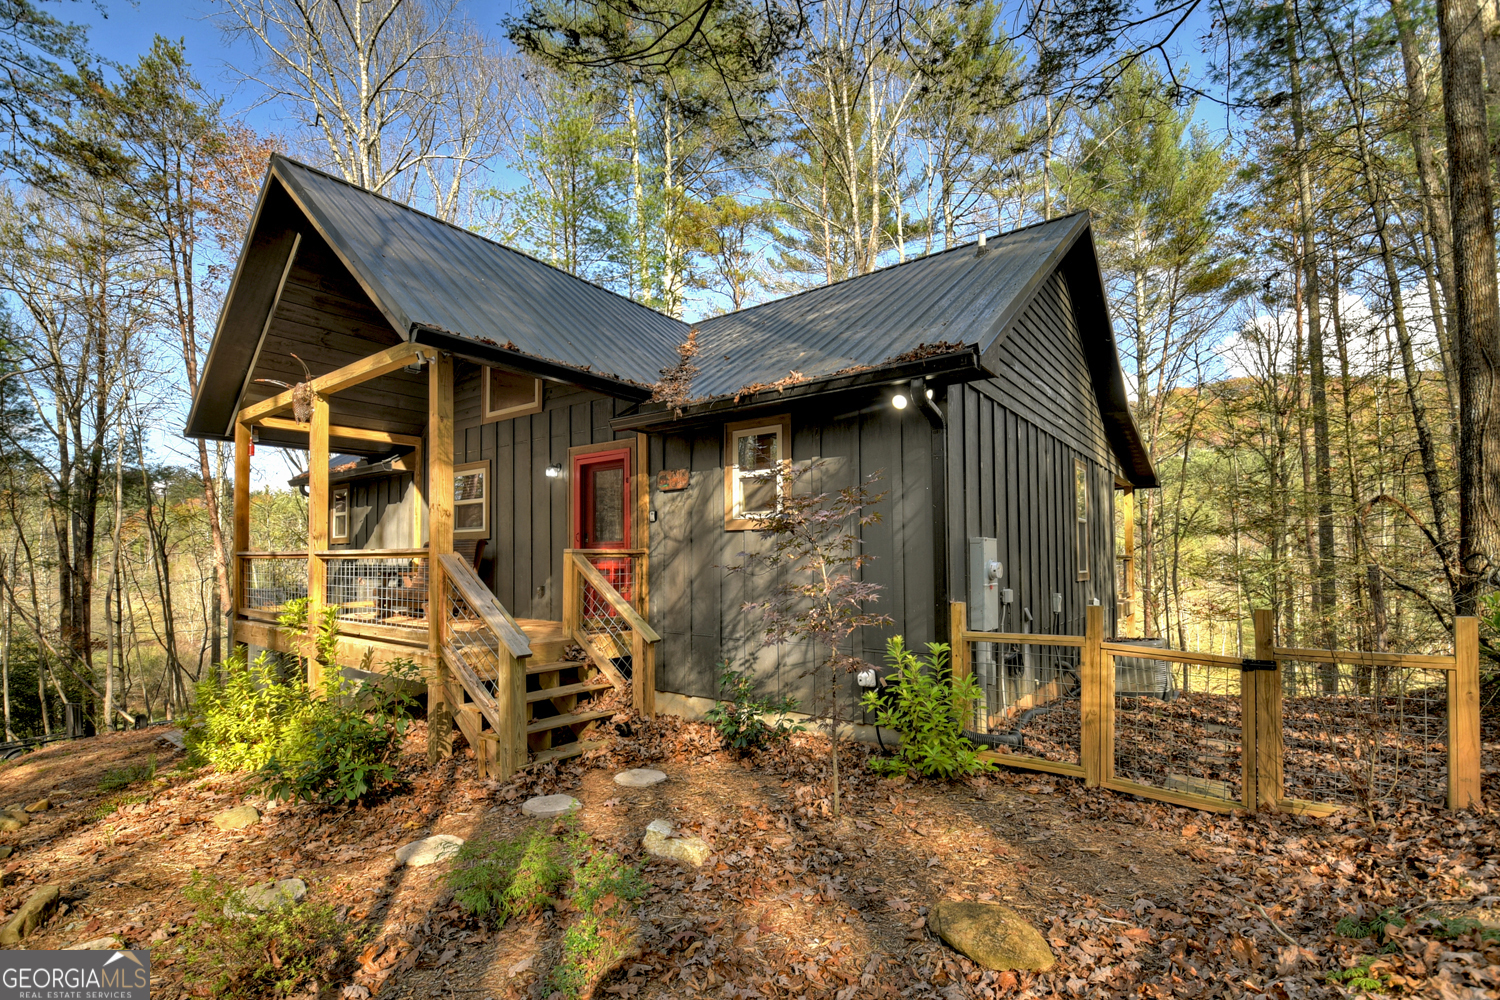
[573,448,633,601]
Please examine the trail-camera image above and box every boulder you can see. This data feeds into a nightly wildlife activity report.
[65,935,122,951]
[521,794,580,819]
[928,901,1055,972]
[394,835,465,868]
[224,878,307,919]
[0,846,15,860]
[614,768,667,788]
[641,819,712,868]
[212,805,261,831]
[0,885,60,944]
[0,815,24,833]
[23,798,49,814]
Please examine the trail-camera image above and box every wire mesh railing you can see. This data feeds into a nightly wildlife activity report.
[963,635,1083,767]
[563,549,658,718]
[1278,658,1449,808]
[443,577,501,697]
[238,554,309,620]
[321,552,429,635]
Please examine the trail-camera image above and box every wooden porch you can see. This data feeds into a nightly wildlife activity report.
[230,342,658,779]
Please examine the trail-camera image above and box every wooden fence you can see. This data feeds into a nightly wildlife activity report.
[949,603,1482,814]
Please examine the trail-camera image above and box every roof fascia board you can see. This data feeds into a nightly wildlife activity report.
[409,325,654,401]
[976,212,1093,373]
[610,348,984,432]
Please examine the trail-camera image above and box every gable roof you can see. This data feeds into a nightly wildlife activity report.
[187,156,1155,485]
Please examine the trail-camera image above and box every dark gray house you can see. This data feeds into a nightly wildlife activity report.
[186,155,1155,777]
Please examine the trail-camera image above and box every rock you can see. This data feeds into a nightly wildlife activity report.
[23,798,49,814]
[212,805,261,831]
[224,878,307,919]
[0,846,14,860]
[0,885,60,944]
[65,935,122,951]
[0,815,24,833]
[159,729,186,749]
[521,794,580,819]
[394,834,465,868]
[928,901,1055,972]
[641,819,713,868]
[614,768,667,788]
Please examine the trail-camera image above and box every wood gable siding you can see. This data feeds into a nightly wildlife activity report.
[453,362,632,621]
[647,394,934,710]
[947,269,1121,634]
[328,473,417,550]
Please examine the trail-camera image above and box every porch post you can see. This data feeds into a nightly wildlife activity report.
[307,392,330,692]
[233,419,251,654]
[427,353,454,764]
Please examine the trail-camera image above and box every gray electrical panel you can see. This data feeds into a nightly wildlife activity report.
[967,537,1002,630]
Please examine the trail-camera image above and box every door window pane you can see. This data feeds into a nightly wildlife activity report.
[592,466,625,543]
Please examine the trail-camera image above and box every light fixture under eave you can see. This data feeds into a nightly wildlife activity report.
[545,464,563,478]
[892,393,909,410]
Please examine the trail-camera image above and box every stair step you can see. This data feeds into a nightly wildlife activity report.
[527,740,605,769]
[525,660,583,676]
[526,678,614,703]
[525,708,614,735]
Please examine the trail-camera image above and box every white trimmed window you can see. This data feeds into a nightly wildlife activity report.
[330,486,350,543]
[1075,457,1090,581]
[454,461,489,538]
[481,366,544,422]
[724,415,790,530]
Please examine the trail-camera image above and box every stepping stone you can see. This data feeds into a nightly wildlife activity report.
[212,805,261,831]
[23,798,49,814]
[65,935,122,950]
[642,819,712,868]
[0,885,60,944]
[614,768,667,788]
[928,900,1056,971]
[521,794,580,819]
[394,834,464,868]
[224,878,306,919]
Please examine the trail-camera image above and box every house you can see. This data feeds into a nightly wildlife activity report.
[184,155,1157,777]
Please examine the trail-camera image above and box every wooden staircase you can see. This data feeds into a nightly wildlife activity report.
[515,619,618,768]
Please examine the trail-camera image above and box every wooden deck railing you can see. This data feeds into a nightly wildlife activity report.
[951,602,1482,814]
[563,549,658,717]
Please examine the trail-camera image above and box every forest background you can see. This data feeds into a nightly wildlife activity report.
[0,0,1495,737]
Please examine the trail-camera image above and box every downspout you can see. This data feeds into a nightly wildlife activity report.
[911,378,950,645]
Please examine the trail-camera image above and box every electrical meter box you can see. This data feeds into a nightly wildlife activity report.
[967,537,1002,631]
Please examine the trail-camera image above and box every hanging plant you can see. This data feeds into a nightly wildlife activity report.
[254,354,317,422]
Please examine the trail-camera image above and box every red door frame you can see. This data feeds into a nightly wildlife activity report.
[571,447,633,550]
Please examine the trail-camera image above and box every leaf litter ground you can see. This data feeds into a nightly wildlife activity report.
[0,714,1492,999]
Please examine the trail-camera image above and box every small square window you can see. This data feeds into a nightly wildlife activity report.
[330,487,350,544]
[454,461,489,538]
[481,367,544,422]
[724,415,790,530]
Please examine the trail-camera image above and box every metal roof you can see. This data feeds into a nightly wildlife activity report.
[272,156,687,387]
[690,214,1090,398]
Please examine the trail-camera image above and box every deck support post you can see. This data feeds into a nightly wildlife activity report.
[1250,609,1283,810]
[427,353,454,765]
[1450,617,1481,809]
[1081,605,1106,786]
[949,601,972,728]
[233,420,251,657]
[307,393,329,693]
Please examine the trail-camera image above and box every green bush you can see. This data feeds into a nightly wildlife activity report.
[181,872,362,999]
[861,638,993,780]
[447,824,568,922]
[188,650,309,773]
[549,839,646,1000]
[704,660,804,752]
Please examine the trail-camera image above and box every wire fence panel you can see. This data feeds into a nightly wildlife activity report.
[324,555,429,633]
[1279,659,1449,808]
[443,579,500,698]
[966,638,1083,766]
[1112,658,1244,805]
[239,556,308,619]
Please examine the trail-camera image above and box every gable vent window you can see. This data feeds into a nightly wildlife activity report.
[330,486,350,544]
[1075,457,1090,581]
[482,366,544,422]
[454,461,489,538]
[724,415,790,530]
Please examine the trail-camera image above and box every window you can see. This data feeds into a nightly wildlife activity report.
[481,366,544,422]
[1075,458,1090,581]
[724,415,790,530]
[454,461,489,538]
[330,486,350,544]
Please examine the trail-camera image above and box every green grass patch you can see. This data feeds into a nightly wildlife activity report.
[549,838,646,1000]
[88,791,150,822]
[447,824,569,923]
[98,755,156,793]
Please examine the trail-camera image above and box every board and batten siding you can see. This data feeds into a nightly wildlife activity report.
[946,268,1122,636]
[648,391,936,714]
[326,472,417,550]
[452,362,632,621]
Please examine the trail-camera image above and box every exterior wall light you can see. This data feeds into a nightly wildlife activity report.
[545,464,562,478]
[892,393,908,409]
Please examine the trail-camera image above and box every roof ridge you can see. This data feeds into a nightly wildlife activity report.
[695,211,1092,327]
[271,154,692,334]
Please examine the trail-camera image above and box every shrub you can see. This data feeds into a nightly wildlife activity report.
[704,660,803,753]
[549,839,646,1000]
[861,638,992,780]
[188,649,310,773]
[447,824,568,923]
[181,873,363,999]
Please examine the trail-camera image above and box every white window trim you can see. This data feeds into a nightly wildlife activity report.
[330,486,350,544]
[724,415,790,530]
[481,367,544,423]
[454,460,490,539]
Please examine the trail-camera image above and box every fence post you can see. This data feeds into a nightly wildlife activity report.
[950,601,972,728]
[1252,610,1284,811]
[1450,617,1481,810]
[1082,605,1105,787]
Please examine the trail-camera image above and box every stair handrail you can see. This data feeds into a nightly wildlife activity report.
[566,552,661,642]
[438,553,533,658]
[437,553,529,778]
